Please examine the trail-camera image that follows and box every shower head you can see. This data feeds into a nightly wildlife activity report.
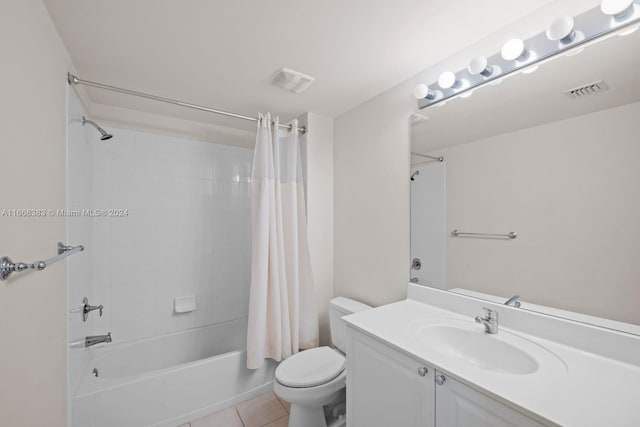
[82,116,113,141]
[410,170,420,181]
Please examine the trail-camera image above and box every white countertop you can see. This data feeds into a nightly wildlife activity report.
[344,298,640,427]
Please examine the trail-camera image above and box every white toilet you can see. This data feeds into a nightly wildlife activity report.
[273,297,371,427]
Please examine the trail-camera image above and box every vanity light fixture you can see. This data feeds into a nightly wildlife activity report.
[547,16,577,43]
[565,47,585,57]
[468,56,494,77]
[618,24,640,35]
[438,71,461,89]
[601,0,635,20]
[501,38,529,61]
[414,3,640,110]
[413,83,436,100]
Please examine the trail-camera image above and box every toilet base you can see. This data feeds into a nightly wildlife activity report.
[274,366,347,427]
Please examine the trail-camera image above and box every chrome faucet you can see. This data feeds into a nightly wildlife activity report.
[82,297,104,321]
[85,333,112,347]
[504,295,521,308]
[475,308,498,334]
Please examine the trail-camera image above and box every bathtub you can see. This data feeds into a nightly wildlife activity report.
[72,319,277,427]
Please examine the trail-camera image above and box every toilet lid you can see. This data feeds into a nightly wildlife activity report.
[275,346,345,388]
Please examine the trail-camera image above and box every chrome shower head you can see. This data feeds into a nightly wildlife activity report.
[82,116,113,141]
[410,170,420,181]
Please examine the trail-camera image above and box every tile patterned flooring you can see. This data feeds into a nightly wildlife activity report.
[179,392,290,427]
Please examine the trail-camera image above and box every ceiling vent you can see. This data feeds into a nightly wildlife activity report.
[564,80,609,99]
[271,68,315,94]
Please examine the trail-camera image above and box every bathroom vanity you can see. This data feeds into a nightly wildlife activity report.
[344,284,640,427]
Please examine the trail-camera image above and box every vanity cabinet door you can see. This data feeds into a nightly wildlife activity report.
[346,327,435,427]
[434,372,546,427]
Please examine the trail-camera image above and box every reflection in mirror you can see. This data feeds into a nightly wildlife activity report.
[410,28,640,334]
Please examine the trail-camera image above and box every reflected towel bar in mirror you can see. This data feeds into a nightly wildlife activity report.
[451,229,517,239]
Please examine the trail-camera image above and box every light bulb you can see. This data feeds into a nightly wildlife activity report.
[501,38,529,61]
[413,84,428,99]
[547,16,576,43]
[438,71,459,89]
[468,56,494,77]
[601,0,635,19]
[413,84,435,100]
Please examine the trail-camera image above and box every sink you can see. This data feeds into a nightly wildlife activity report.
[414,323,539,375]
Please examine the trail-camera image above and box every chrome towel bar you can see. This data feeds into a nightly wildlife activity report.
[451,229,517,240]
[0,242,85,281]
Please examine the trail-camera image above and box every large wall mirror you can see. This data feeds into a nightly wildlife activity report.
[410,27,640,334]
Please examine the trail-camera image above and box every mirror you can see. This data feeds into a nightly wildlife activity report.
[410,28,640,333]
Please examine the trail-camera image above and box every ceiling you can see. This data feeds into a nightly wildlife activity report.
[44,0,554,132]
[411,27,640,157]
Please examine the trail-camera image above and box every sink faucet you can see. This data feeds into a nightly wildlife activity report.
[504,295,521,308]
[475,308,498,334]
[85,333,112,347]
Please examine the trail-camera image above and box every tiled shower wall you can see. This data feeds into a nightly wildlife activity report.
[89,125,253,342]
[68,89,94,394]
[68,91,253,373]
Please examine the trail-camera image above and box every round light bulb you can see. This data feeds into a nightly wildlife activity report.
[468,56,493,77]
[438,71,457,89]
[601,0,634,18]
[501,38,527,61]
[546,16,576,43]
[413,84,430,99]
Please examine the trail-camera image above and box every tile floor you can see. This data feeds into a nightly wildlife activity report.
[179,392,290,427]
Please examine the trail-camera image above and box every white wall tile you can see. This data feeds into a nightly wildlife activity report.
[69,124,253,353]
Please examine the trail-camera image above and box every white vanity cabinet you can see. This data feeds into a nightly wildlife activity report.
[434,371,546,427]
[346,327,435,427]
[346,327,546,427]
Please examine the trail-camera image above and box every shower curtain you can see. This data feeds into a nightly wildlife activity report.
[247,113,319,369]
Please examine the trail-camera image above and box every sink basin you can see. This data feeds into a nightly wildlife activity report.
[415,324,539,375]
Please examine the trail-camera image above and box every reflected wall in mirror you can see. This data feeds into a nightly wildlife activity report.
[410,27,640,333]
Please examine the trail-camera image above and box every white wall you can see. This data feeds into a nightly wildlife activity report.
[439,101,640,325]
[0,0,74,424]
[333,0,598,308]
[301,113,335,345]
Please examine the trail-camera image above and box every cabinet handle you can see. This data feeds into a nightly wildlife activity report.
[418,366,428,377]
[435,374,446,385]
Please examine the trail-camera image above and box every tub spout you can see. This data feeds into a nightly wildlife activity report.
[85,333,112,347]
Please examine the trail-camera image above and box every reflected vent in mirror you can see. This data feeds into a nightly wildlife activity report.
[564,80,609,99]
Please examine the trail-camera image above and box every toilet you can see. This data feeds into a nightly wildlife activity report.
[273,297,371,427]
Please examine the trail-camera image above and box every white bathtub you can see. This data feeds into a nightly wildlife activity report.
[72,319,277,427]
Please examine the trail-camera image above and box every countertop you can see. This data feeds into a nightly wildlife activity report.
[344,299,640,427]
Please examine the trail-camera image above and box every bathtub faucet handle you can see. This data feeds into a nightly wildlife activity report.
[82,297,104,322]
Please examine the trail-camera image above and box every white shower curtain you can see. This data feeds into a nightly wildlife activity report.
[247,113,319,369]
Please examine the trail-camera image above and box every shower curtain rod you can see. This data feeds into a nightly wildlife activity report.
[411,151,443,162]
[67,73,307,134]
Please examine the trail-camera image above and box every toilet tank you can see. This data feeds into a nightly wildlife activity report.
[329,297,371,353]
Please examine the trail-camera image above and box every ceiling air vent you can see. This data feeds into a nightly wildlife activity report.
[271,68,315,94]
[564,80,609,99]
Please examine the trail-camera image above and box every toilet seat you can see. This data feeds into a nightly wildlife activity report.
[275,347,345,388]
